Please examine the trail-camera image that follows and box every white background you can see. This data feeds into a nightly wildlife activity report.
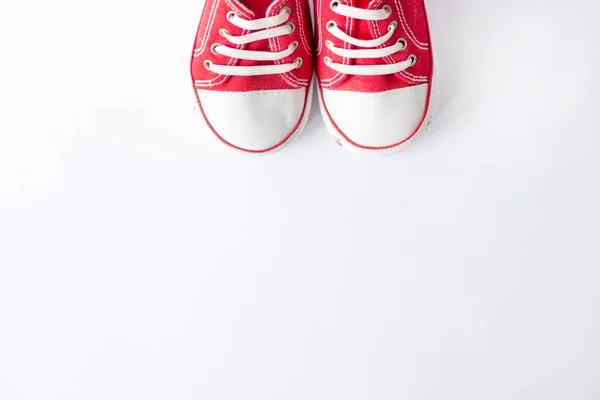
[1,0,599,399]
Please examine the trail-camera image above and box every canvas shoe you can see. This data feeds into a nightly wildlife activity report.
[191,0,314,153]
[315,0,435,153]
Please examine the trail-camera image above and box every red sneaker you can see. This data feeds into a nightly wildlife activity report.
[191,0,314,153]
[315,0,435,153]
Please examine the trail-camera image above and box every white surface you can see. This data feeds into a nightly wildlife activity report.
[197,87,307,151]
[322,83,429,147]
[1,0,599,399]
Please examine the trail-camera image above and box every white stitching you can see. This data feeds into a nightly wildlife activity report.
[294,0,313,55]
[393,0,429,50]
[371,19,427,83]
[196,0,221,54]
[400,70,428,81]
[271,2,308,86]
[194,27,250,87]
[320,0,352,86]
[195,0,307,88]
[277,3,309,84]
[225,0,253,18]
[316,0,324,54]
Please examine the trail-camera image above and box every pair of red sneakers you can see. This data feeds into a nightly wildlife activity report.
[190,0,434,154]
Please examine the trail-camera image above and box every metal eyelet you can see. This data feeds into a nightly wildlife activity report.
[326,21,337,31]
[289,41,299,50]
[330,0,340,10]
[293,57,303,68]
[324,56,333,64]
[219,29,230,37]
[388,21,398,31]
[396,38,407,50]
[226,11,236,21]
[325,40,333,49]
[204,60,212,70]
[408,54,417,66]
[281,6,292,15]
[382,5,392,15]
[286,21,296,33]
[210,43,221,55]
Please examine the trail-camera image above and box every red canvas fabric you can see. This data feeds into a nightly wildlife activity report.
[315,0,432,92]
[190,0,314,92]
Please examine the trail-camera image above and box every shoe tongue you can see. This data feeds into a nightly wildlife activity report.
[353,0,383,39]
[348,0,380,9]
[237,0,282,18]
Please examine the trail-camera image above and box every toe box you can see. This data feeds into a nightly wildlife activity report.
[197,88,307,152]
[322,84,429,149]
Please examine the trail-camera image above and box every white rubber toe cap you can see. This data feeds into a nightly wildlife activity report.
[197,88,306,152]
[322,84,429,149]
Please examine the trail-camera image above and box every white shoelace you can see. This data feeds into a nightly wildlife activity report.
[325,1,416,76]
[201,7,302,76]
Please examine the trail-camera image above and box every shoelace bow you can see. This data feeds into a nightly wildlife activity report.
[199,7,302,76]
[325,1,416,75]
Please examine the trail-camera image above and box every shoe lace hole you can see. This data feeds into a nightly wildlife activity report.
[204,60,212,70]
[289,41,299,50]
[382,5,392,15]
[388,21,398,31]
[281,6,292,16]
[324,56,333,64]
[408,54,417,66]
[219,29,230,37]
[226,11,236,21]
[293,57,303,68]
[325,40,333,49]
[210,43,221,55]
[326,21,336,31]
[330,1,340,10]
[286,21,296,33]
[396,38,407,50]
